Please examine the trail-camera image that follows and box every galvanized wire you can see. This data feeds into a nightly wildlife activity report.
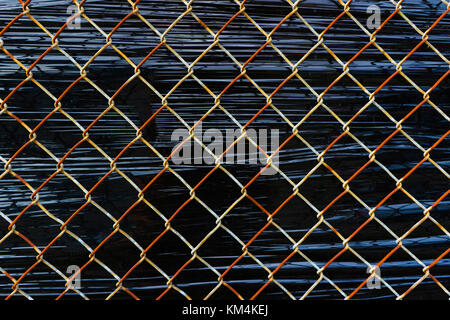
[0,0,448,300]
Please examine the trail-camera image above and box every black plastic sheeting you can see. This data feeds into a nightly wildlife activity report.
[0,0,449,299]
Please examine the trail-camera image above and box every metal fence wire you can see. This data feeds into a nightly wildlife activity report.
[0,0,449,300]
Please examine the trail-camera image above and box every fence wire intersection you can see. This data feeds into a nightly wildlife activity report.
[0,0,448,300]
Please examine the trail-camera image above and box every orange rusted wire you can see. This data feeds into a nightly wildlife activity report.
[0,0,448,300]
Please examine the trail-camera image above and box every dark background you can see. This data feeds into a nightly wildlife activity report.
[0,0,448,299]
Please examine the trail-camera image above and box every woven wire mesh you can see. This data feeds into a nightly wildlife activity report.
[0,0,449,300]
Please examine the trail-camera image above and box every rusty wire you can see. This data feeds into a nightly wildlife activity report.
[0,0,448,300]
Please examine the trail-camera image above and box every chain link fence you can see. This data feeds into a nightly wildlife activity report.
[0,0,448,299]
